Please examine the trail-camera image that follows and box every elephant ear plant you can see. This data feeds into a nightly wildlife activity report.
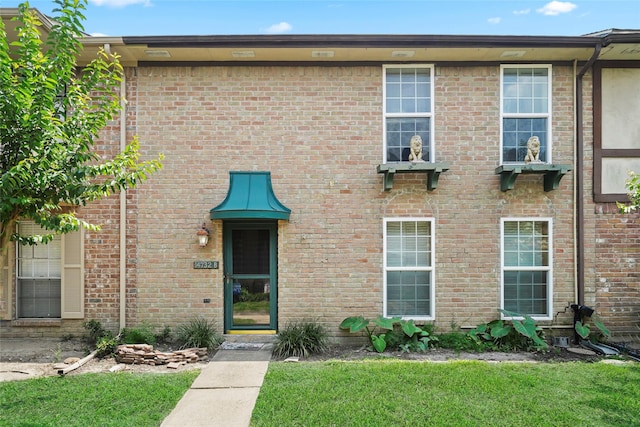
[339,315,435,353]
[468,310,548,351]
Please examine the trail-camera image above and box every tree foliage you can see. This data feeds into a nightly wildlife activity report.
[0,0,163,257]
[618,171,640,214]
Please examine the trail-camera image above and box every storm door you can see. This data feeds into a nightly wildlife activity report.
[223,222,277,332]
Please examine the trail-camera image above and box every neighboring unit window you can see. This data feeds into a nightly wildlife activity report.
[384,219,434,319]
[384,66,433,162]
[501,219,552,318]
[501,65,551,163]
[17,222,62,318]
[593,63,640,202]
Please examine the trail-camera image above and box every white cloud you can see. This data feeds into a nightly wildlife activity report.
[90,0,151,7]
[264,22,293,34]
[513,9,531,15]
[90,32,109,37]
[488,17,501,25]
[537,1,577,16]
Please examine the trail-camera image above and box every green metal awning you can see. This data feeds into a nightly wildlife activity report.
[210,171,291,220]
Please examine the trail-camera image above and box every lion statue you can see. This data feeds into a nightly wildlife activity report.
[408,135,425,162]
[524,136,542,164]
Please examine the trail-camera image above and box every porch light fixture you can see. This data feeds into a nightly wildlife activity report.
[196,223,210,247]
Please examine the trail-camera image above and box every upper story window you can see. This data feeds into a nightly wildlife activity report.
[501,219,552,319]
[501,65,552,164]
[383,65,434,163]
[384,218,435,320]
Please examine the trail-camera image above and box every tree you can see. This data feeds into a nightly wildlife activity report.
[0,0,163,267]
[618,171,640,214]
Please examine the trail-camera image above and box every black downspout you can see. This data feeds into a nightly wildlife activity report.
[575,43,602,306]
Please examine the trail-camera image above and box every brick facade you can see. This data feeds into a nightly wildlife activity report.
[2,60,638,340]
[126,64,579,335]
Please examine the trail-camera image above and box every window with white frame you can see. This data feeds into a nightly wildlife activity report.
[383,66,433,163]
[384,219,434,319]
[501,65,551,164]
[17,222,62,318]
[501,219,552,318]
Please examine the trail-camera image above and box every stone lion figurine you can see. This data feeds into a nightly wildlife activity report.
[408,135,425,162]
[524,136,542,164]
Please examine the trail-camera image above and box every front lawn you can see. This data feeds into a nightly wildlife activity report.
[0,371,199,427]
[252,360,640,426]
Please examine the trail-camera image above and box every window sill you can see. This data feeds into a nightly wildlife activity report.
[377,162,450,191]
[12,318,62,327]
[495,163,572,192]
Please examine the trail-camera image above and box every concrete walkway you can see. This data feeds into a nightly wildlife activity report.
[161,343,273,427]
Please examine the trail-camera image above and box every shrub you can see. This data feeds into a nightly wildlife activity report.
[96,336,117,358]
[155,325,172,345]
[82,319,116,357]
[435,332,480,352]
[274,321,329,358]
[176,317,222,350]
[83,319,111,346]
[121,322,156,345]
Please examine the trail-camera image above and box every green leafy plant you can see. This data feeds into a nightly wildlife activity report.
[468,310,548,351]
[617,170,640,213]
[274,321,329,358]
[82,319,116,357]
[50,343,63,363]
[176,317,222,350]
[96,335,117,358]
[575,315,611,342]
[155,325,172,345]
[82,319,112,346]
[121,322,156,345]
[339,316,436,353]
[434,332,480,352]
[340,315,399,352]
[0,0,163,272]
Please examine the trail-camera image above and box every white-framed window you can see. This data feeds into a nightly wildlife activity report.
[14,221,84,319]
[16,222,62,318]
[501,218,552,319]
[500,65,552,164]
[383,65,434,163]
[383,218,435,320]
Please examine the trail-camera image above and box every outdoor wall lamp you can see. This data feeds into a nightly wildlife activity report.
[196,223,210,247]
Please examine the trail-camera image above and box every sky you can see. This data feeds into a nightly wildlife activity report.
[14,0,640,37]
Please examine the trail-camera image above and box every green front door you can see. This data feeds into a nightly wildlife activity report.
[223,222,278,333]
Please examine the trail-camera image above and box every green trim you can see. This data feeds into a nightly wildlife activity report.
[211,171,291,220]
[495,164,572,191]
[377,162,450,191]
[223,222,278,332]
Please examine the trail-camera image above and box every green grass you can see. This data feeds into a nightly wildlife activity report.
[252,360,640,426]
[0,371,199,427]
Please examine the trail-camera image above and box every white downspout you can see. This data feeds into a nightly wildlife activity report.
[119,70,127,330]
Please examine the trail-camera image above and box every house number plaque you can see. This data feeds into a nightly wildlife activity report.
[193,260,218,269]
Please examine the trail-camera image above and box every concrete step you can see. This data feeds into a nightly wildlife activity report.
[222,334,277,344]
